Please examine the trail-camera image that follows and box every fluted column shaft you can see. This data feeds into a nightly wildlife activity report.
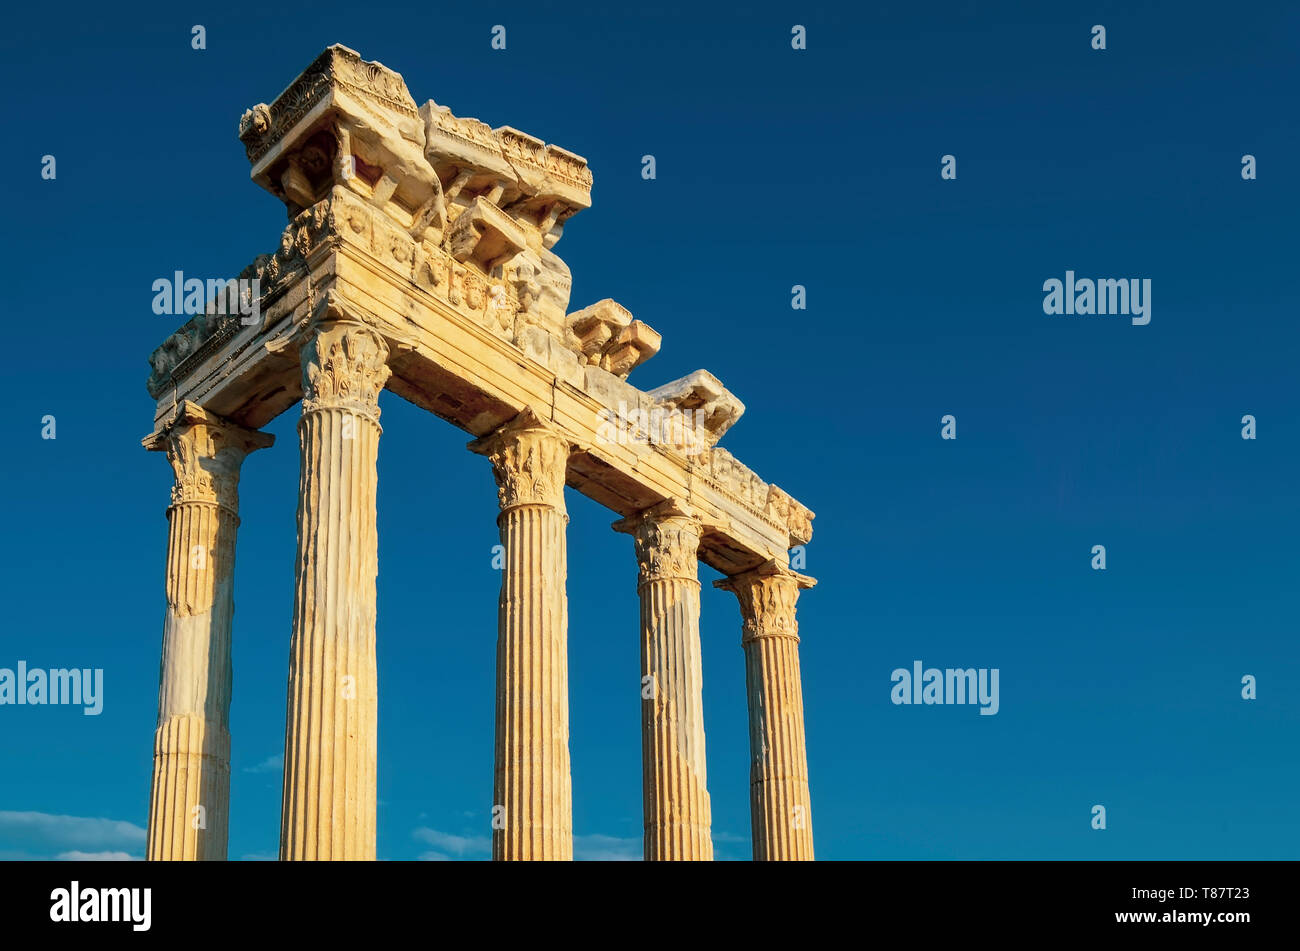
[145,402,272,861]
[280,320,390,861]
[615,501,712,860]
[716,562,817,861]
[471,408,573,860]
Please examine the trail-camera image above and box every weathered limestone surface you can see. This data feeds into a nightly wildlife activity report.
[717,562,817,861]
[147,46,814,579]
[280,319,390,860]
[471,408,574,860]
[144,402,272,861]
[145,46,819,862]
[615,501,713,861]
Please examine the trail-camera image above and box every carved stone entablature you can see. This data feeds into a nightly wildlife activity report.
[421,101,512,181]
[497,247,571,336]
[238,45,419,165]
[146,200,337,399]
[232,46,596,357]
[447,196,528,272]
[765,485,815,547]
[571,358,812,545]
[238,45,437,226]
[145,182,532,400]
[147,309,241,401]
[690,451,814,548]
[700,447,768,512]
[564,300,661,378]
[148,44,816,582]
[646,370,744,447]
[322,186,521,341]
[421,105,592,222]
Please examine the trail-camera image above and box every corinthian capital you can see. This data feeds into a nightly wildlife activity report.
[301,321,391,420]
[714,560,817,643]
[143,401,274,511]
[469,406,571,512]
[613,499,702,586]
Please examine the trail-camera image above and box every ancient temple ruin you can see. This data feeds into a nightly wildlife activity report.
[143,45,816,861]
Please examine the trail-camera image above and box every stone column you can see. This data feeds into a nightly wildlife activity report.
[280,320,390,861]
[470,407,573,860]
[715,561,817,861]
[613,500,712,861]
[144,401,273,861]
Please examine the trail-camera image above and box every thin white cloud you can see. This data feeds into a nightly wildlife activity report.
[0,811,145,853]
[412,827,489,857]
[243,754,283,774]
[410,825,643,860]
[573,834,641,861]
[55,851,137,861]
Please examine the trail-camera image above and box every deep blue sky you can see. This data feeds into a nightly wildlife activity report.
[1,0,1296,860]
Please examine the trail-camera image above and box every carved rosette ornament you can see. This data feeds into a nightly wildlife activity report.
[301,321,391,421]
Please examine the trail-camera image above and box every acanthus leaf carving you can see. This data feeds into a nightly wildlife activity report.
[715,561,816,644]
[765,485,815,547]
[614,501,702,586]
[301,322,391,420]
[469,407,570,512]
[143,402,274,512]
